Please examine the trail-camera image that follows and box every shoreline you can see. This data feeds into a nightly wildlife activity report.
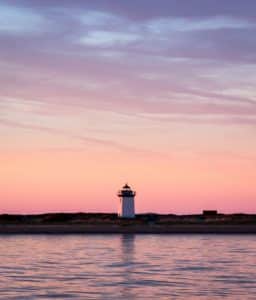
[1,213,256,234]
[1,224,256,234]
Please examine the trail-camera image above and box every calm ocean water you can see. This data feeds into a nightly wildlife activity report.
[0,234,256,299]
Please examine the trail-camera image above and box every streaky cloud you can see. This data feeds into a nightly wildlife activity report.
[139,114,256,126]
[147,16,255,34]
[0,118,157,155]
[80,31,139,47]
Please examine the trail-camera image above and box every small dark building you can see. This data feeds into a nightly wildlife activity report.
[203,210,218,217]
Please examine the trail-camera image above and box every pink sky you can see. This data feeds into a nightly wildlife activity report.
[0,0,256,214]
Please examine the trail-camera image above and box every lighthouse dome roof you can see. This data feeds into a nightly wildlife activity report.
[118,184,136,197]
[123,183,131,189]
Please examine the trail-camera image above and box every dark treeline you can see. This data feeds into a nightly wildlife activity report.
[1,212,256,225]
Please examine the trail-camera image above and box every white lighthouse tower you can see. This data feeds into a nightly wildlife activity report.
[118,184,136,218]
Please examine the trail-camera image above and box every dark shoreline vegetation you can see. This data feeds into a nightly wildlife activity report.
[1,213,256,234]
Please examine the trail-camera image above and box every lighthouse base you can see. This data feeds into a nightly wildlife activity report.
[118,197,135,218]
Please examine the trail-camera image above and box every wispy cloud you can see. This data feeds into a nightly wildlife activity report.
[0,118,158,155]
[0,3,47,35]
[80,11,122,27]
[139,113,256,126]
[80,31,139,47]
[147,16,255,34]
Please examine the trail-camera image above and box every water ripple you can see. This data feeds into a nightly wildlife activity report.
[0,234,256,299]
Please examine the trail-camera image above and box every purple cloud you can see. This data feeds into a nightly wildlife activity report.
[0,0,256,127]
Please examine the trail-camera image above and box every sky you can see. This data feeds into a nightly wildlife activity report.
[0,0,256,214]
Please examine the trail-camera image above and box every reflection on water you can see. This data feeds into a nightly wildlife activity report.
[120,235,135,300]
[0,234,256,299]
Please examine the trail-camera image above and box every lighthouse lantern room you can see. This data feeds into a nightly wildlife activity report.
[117,184,136,218]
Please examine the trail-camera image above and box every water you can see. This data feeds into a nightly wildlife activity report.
[0,234,256,299]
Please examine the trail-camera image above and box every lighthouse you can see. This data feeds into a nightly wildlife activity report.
[117,184,136,218]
